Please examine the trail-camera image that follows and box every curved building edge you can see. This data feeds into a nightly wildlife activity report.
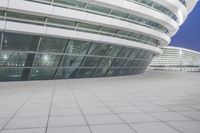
[0,0,198,82]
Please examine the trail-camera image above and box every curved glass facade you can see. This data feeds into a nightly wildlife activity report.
[1,11,159,47]
[0,0,196,82]
[0,32,154,82]
[179,0,187,6]
[127,0,177,21]
[25,0,169,34]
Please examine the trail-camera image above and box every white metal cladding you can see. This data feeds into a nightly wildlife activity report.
[0,21,162,54]
[0,0,198,55]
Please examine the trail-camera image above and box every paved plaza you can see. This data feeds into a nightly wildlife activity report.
[0,71,200,133]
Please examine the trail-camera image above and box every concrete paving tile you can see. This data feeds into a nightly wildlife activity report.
[48,116,87,127]
[130,122,180,133]
[91,124,136,133]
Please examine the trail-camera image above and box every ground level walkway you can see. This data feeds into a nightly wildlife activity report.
[0,71,200,133]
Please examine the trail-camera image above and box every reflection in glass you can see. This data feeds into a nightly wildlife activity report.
[118,48,132,57]
[33,54,62,67]
[76,68,94,78]
[54,0,86,8]
[122,59,133,67]
[130,60,140,67]
[92,68,108,77]
[107,45,122,57]
[0,52,34,67]
[61,55,84,67]
[0,68,23,81]
[39,37,69,53]
[98,58,113,67]
[88,43,109,56]
[67,40,91,55]
[117,68,128,76]
[2,32,39,51]
[112,58,126,67]
[106,68,119,77]
[81,56,101,67]
[0,32,2,42]
[0,11,5,20]
[0,31,154,81]
[125,68,134,75]
[129,49,141,58]
[56,68,78,79]
[29,68,57,80]
[6,11,46,25]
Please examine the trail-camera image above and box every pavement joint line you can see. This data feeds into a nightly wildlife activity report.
[44,80,57,133]
[68,83,94,133]
[0,88,40,131]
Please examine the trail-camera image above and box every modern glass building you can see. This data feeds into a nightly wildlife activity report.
[0,0,197,81]
[149,46,200,72]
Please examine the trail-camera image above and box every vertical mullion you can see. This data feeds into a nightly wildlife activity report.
[52,39,71,80]
[103,47,124,77]
[90,45,111,77]
[116,49,134,75]
[74,42,93,78]
[0,32,3,50]
[0,11,7,50]
[27,36,42,80]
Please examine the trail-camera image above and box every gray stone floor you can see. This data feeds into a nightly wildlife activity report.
[0,71,200,133]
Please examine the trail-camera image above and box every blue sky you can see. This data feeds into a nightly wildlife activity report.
[171,2,200,52]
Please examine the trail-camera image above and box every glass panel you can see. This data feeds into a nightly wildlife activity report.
[49,0,168,33]
[98,57,113,67]
[47,18,76,30]
[6,11,46,22]
[78,22,100,31]
[0,51,34,67]
[131,60,140,67]
[92,68,108,77]
[76,68,94,78]
[81,56,101,67]
[39,37,69,53]
[127,0,177,21]
[86,4,110,14]
[29,68,56,80]
[112,58,125,67]
[88,43,109,56]
[129,49,142,58]
[67,40,91,55]
[117,68,128,76]
[54,0,86,8]
[137,51,146,59]
[0,11,4,16]
[118,48,132,57]
[106,68,119,77]
[0,11,5,20]
[56,68,78,79]
[110,10,128,18]
[61,55,84,67]
[0,68,23,81]
[122,59,134,67]
[101,27,118,35]
[125,68,134,75]
[2,32,39,51]
[33,54,62,67]
[118,30,132,37]
[106,45,122,57]
[0,32,2,45]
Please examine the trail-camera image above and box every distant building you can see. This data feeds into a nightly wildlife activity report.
[149,46,200,71]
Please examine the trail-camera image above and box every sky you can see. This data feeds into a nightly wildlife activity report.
[171,2,200,52]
